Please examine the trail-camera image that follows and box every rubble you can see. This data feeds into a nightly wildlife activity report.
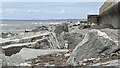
[26,51,70,66]
[0,22,119,67]
[67,29,118,65]
[1,32,60,56]
[11,48,68,61]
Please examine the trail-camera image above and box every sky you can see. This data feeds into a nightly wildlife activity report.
[0,2,104,20]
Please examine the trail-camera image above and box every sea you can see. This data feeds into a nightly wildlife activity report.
[0,19,86,32]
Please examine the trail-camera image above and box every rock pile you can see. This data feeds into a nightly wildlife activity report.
[1,32,60,56]
[67,29,118,65]
[0,22,119,67]
[54,22,69,49]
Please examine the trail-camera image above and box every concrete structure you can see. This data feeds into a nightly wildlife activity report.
[87,15,99,25]
[99,0,120,28]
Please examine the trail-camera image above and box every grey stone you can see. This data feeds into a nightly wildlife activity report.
[90,24,114,29]
[10,54,25,64]
[68,32,84,49]
[11,48,68,60]
[67,29,118,65]
[91,59,120,66]
[0,46,14,66]
[0,46,4,54]
[57,32,65,49]
[0,59,2,68]
[54,22,68,35]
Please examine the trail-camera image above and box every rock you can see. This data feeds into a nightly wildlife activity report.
[1,56,14,66]
[0,32,16,38]
[67,29,118,65]
[90,24,114,29]
[0,46,4,54]
[57,32,65,49]
[2,32,60,56]
[0,46,4,67]
[54,22,68,35]
[10,54,25,64]
[19,63,31,66]
[45,63,55,66]
[0,59,2,68]
[68,32,84,49]
[78,24,91,29]
[53,23,69,49]
[0,46,14,67]
[32,26,49,32]
[64,53,70,57]
[91,59,120,66]
[11,48,68,61]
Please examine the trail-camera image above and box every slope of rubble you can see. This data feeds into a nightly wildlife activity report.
[0,22,120,67]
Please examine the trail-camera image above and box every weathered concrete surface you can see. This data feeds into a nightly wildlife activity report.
[67,29,118,65]
[99,1,118,15]
[99,2,120,28]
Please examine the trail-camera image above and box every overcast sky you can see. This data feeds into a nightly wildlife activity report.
[0,2,104,20]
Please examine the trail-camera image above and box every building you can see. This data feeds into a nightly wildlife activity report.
[87,15,99,25]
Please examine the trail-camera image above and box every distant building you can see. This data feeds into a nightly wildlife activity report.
[87,15,99,25]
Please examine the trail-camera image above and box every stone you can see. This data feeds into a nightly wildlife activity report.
[91,60,120,66]
[0,59,2,68]
[19,63,31,66]
[57,32,65,49]
[2,32,60,56]
[67,29,118,65]
[68,32,84,49]
[0,46,14,66]
[64,53,70,57]
[10,54,25,64]
[90,24,114,29]
[54,22,68,35]
[0,46,4,54]
[11,48,68,60]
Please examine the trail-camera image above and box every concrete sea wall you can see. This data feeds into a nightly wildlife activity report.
[99,1,120,28]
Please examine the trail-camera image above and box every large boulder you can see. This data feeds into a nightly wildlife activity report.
[2,32,60,56]
[54,23,69,49]
[67,29,118,65]
[11,48,68,61]
[57,32,65,49]
[0,46,14,67]
[68,32,84,49]
[54,22,68,35]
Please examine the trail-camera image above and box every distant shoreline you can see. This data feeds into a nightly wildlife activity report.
[0,19,87,21]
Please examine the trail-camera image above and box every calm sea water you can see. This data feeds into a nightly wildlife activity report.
[0,19,86,32]
[0,20,65,32]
